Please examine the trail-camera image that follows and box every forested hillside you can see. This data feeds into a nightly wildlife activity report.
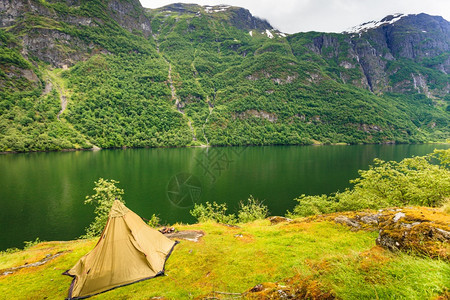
[0,0,448,152]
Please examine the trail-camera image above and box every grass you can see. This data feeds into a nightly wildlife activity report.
[0,219,448,299]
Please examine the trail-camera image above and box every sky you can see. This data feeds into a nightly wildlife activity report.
[139,0,450,33]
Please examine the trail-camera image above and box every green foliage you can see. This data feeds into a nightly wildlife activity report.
[147,214,161,228]
[289,149,450,217]
[190,196,269,224]
[0,247,20,255]
[0,29,31,69]
[433,148,450,168]
[0,88,93,152]
[387,58,449,91]
[82,178,125,238]
[0,237,43,255]
[190,201,237,224]
[237,195,269,223]
[23,238,42,250]
[64,54,192,148]
[287,194,338,218]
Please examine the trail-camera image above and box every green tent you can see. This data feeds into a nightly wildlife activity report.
[64,200,177,299]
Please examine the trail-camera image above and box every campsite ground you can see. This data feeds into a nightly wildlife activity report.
[1,210,449,299]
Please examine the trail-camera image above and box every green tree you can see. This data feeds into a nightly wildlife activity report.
[83,178,124,238]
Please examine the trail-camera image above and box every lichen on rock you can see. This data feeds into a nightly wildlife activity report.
[376,207,450,259]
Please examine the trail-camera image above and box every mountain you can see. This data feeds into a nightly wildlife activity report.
[298,13,449,96]
[0,1,448,152]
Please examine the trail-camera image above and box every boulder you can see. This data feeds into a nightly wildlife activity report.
[376,208,450,259]
[267,216,293,225]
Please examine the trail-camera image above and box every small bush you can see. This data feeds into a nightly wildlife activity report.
[24,237,42,250]
[237,195,269,223]
[287,194,338,218]
[0,238,43,255]
[190,196,270,224]
[147,214,160,228]
[190,201,236,224]
[0,247,20,255]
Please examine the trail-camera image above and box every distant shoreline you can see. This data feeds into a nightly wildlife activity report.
[1,141,449,155]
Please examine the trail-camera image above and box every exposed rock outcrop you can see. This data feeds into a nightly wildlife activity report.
[376,208,450,259]
[107,0,151,36]
[0,0,151,67]
[267,216,293,225]
[318,207,449,260]
[299,13,450,97]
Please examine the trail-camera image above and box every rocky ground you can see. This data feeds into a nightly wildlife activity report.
[303,207,450,260]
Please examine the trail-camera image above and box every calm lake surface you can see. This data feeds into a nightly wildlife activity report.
[0,144,448,250]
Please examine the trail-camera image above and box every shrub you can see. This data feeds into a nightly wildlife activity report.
[82,178,124,238]
[190,196,270,224]
[190,201,236,224]
[24,237,42,250]
[0,247,20,255]
[237,195,269,223]
[289,149,450,217]
[147,214,160,228]
[287,194,338,218]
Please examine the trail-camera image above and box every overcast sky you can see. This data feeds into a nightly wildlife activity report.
[140,0,450,33]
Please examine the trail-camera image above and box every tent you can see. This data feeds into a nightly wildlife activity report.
[63,200,178,299]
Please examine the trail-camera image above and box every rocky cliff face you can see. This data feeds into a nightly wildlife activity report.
[227,7,272,31]
[150,3,272,32]
[107,0,151,36]
[0,0,151,67]
[297,13,449,97]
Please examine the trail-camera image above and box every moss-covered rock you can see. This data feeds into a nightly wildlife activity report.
[308,207,449,259]
[376,207,450,260]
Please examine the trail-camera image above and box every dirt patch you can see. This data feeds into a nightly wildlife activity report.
[165,230,205,242]
[234,233,254,243]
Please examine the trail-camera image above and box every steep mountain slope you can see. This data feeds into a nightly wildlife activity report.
[0,0,191,151]
[148,6,449,145]
[0,1,448,152]
[292,13,449,97]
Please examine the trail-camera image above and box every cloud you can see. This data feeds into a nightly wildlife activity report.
[139,0,450,33]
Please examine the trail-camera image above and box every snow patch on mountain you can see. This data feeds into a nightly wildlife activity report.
[204,5,230,13]
[265,29,274,38]
[344,13,410,33]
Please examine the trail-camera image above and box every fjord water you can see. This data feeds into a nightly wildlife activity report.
[0,144,448,250]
